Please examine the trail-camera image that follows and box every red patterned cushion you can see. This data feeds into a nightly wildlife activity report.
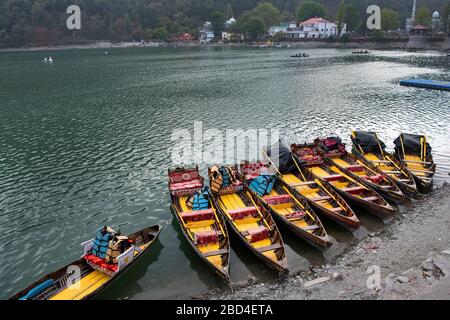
[263,194,293,205]
[84,254,118,273]
[181,209,214,223]
[285,211,305,220]
[347,165,365,172]
[248,226,270,242]
[195,230,218,245]
[170,179,202,191]
[228,207,258,220]
[369,174,384,184]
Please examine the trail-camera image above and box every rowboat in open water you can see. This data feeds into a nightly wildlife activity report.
[209,165,288,275]
[351,131,418,198]
[291,143,397,219]
[240,161,332,249]
[393,133,436,194]
[263,142,360,231]
[169,166,230,281]
[314,136,406,204]
[10,225,162,300]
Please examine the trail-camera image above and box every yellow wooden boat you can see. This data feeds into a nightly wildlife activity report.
[240,161,332,248]
[263,142,359,230]
[393,133,436,193]
[291,143,397,219]
[10,225,161,300]
[351,131,418,198]
[209,165,288,275]
[169,166,230,281]
[312,137,406,204]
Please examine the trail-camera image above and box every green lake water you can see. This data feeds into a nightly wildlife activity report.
[0,47,449,299]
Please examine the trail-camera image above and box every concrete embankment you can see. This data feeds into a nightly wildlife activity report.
[2,39,450,52]
[209,183,450,300]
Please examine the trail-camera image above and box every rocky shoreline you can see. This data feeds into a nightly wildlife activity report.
[206,183,450,300]
[1,39,450,53]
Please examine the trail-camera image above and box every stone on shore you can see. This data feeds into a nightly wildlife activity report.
[304,277,330,288]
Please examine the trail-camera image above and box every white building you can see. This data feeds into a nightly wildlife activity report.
[269,18,346,39]
[432,11,441,32]
[199,22,214,44]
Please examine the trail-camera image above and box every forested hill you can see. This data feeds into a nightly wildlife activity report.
[0,0,448,48]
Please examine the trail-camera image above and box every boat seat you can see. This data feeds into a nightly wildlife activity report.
[248,226,270,243]
[234,217,261,225]
[203,249,228,257]
[379,185,393,189]
[363,196,379,202]
[372,160,391,164]
[347,165,365,172]
[170,179,203,191]
[228,207,258,220]
[285,211,305,220]
[409,169,434,174]
[403,160,432,165]
[323,174,343,182]
[289,181,316,187]
[397,179,411,182]
[310,196,331,202]
[329,207,343,212]
[257,243,283,253]
[304,225,320,231]
[342,186,366,195]
[186,220,215,228]
[300,188,320,194]
[194,230,218,245]
[181,209,214,223]
[263,194,293,205]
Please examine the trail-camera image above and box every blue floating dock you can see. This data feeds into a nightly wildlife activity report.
[400,79,450,91]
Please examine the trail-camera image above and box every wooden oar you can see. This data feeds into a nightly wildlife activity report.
[245,191,272,230]
[422,136,427,163]
[352,131,365,155]
[280,186,316,221]
[290,153,347,211]
[291,154,307,181]
[177,206,195,241]
[314,179,347,212]
[385,154,409,177]
[400,134,406,161]
[374,133,386,159]
[209,198,226,238]
[261,150,315,221]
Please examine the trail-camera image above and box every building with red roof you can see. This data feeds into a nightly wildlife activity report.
[269,17,346,39]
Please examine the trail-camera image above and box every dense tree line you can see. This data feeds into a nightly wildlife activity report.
[0,0,448,48]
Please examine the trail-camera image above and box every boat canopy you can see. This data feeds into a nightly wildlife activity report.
[265,141,302,173]
[394,133,431,157]
[352,131,386,153]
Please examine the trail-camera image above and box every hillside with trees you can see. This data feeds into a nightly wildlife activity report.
[0,0,449,48]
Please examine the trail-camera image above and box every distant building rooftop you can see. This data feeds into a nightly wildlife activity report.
[411,24,428,30]
[301,17,334,25]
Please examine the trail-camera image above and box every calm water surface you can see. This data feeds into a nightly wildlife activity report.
[0,47,449,299]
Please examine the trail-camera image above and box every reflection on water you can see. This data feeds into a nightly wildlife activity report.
[0,48,449,299]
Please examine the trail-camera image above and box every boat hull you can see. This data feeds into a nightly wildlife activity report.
[334,189,396,219]
[171,205,230,282]
[10,225,162,300]
[271,211,332,249]
[352,149,419,199]
[223,217,289,275]
[308,200,360,230]
[211,183,288,275]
